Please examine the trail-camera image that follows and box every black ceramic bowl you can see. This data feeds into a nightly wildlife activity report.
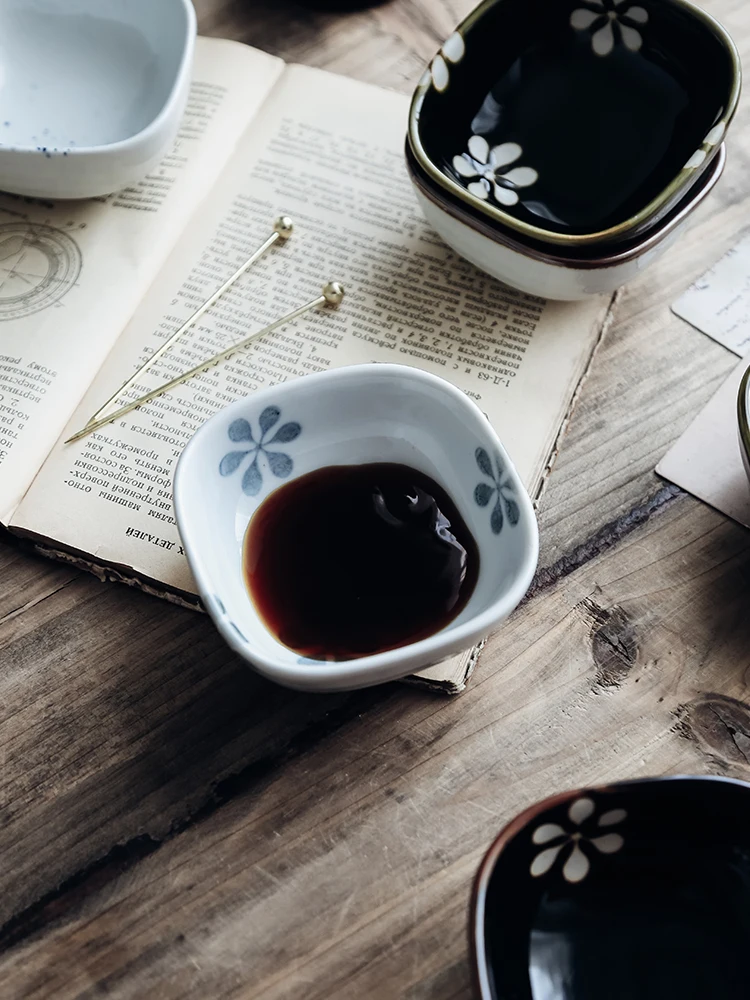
[471,776,750,999]
[408,0,740,249]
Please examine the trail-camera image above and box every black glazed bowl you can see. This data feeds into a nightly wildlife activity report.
[408,0,741,250]
[470,776,750,999]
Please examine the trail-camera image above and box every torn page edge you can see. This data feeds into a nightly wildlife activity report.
[532,288,622,508]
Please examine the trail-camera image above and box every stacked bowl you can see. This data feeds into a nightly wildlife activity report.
[406,0,741,300]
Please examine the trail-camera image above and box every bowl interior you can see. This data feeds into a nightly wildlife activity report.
[0,0,191,150]
[175,366,536,675]
[475,778,750,999]
[417,0,736,240]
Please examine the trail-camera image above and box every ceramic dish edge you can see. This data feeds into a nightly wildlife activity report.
[738,364,750,481]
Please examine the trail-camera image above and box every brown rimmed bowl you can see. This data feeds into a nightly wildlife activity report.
[471,775,750,999]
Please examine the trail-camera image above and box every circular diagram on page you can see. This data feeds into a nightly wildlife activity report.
[0,222,82,320]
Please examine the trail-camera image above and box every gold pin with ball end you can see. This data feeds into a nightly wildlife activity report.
[86,216,295,426]
[64,281,345,445]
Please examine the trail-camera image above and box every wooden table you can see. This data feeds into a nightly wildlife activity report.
[2,0,749,995]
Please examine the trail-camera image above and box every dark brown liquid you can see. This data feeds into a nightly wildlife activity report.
[243,463,479,661]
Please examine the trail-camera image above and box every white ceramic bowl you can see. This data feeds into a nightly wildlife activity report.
[0,0,196,199]
[174,364,539,692]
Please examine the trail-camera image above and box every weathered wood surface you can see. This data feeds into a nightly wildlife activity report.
[1,0,750,996]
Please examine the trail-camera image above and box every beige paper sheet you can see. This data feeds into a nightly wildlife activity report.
[657,360,750,528]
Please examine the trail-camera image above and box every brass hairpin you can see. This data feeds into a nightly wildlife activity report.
[64,282,345,445]
[87,216,294,427]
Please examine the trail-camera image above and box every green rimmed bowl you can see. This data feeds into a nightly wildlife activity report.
[408,0,741,249]
[738,365,750,483]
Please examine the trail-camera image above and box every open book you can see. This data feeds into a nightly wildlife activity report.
[0,37,610,691]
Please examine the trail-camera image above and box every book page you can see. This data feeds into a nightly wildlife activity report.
[0,38,283,522]
[12,64,609,603]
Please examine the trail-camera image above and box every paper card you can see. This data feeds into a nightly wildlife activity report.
[671,233,750,356]
[657,360,750,529]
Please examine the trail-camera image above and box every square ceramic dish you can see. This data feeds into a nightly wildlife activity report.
[471,776,750,1000]
[406,139,726,299]
[0,0,196,199]
[408,0,740,249]
[738,364,750,483]
[174,364,539,693]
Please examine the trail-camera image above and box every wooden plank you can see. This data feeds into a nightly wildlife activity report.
[194,0,467,91]
[2,497,749,998]
[0,574,367,928]
[0,536,80,627]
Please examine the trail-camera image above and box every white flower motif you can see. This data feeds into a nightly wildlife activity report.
[684,121,726,171]
[570,0,649,56]
[530,797,626,884]
[427,32,466,93]
[452,135,538,207]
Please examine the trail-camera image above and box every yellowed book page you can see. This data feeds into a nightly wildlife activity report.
[0,38,284,522]
[12,66,608,655]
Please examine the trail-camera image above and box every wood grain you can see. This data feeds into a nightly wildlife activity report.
[2,0,750,996]
[3,500,750,999]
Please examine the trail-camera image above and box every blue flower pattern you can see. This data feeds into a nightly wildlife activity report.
[210,594,247,644]
[474,447,520,535]
[219,405,301,496]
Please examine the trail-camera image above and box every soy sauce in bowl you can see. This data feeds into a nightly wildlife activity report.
[243,463,479,661]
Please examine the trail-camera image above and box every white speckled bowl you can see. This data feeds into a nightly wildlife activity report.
[174,364,539,693]
[0,0,195,199]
